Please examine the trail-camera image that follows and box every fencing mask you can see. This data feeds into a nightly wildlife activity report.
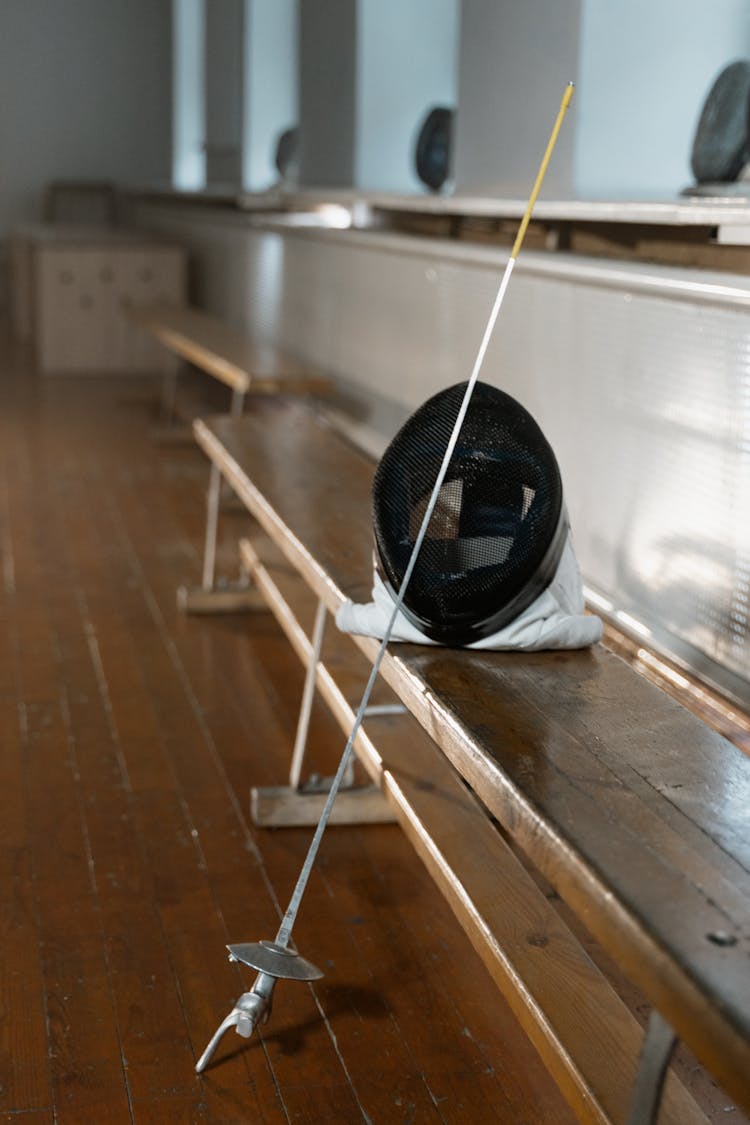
[370,381,569,646]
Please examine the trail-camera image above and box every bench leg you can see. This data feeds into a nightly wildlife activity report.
[289,599,328,790]
[161,362,179,425]
[202,462,221,590]
[177,463,266,614]
[251,597,395,828]
[215,389,248,509]
[152,359,194,444]
[626,1010,677,1125]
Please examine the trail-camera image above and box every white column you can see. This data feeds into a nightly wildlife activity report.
[298,0,357,187]
[241,0,299,192]
[205,0,244,185]
[453,0,581,197]
[172,0,206,190]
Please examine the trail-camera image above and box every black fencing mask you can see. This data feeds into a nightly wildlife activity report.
[414,106,454,192]
[691,60,750,184]
[372,382,568,645]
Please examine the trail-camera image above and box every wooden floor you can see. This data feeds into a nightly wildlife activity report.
[0,337,745,1124]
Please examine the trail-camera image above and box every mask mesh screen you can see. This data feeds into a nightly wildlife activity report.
[372,381,565,644]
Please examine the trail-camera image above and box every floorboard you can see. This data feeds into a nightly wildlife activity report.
[0,334,744,1123]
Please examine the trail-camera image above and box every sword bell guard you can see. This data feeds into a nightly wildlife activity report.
[227,940,323,981]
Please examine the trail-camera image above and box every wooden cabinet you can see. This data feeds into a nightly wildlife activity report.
[14,226,187,374]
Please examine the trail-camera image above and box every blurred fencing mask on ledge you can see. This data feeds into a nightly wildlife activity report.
[690,59,750,186]
[414,106,454,192]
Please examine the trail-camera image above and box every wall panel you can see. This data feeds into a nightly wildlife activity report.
[135,201,750,704]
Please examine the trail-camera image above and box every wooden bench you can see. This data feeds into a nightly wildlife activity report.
[128,301,332,431]
[129,301,333,612]
[190,398,750,1125]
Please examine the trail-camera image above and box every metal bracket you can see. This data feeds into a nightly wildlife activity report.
[626,1010,677,1125]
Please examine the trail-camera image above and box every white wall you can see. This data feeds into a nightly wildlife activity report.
[355,0,459,192]
[134,199,750,702]
[173,0,206,190]
[0,0,172,237]
[454,0,750,200]
[575,0,750,198]
[170,0,750,200]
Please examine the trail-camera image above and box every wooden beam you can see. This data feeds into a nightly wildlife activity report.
[176,584,268,615]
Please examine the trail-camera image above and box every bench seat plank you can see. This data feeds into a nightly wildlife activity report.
[128,303,332,395]
[238,532,706,1125]
[193,400,750,1112]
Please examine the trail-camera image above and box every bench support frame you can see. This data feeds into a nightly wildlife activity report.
[251,596,397,828]
[161,362,179,425]
[177,463,266,614]
[154,356,246,446]
[151,360,198,444]
[627,1011,678,1125]
[187,416,725,1125]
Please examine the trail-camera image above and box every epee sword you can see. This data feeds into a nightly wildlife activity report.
[196,81,575,1074]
